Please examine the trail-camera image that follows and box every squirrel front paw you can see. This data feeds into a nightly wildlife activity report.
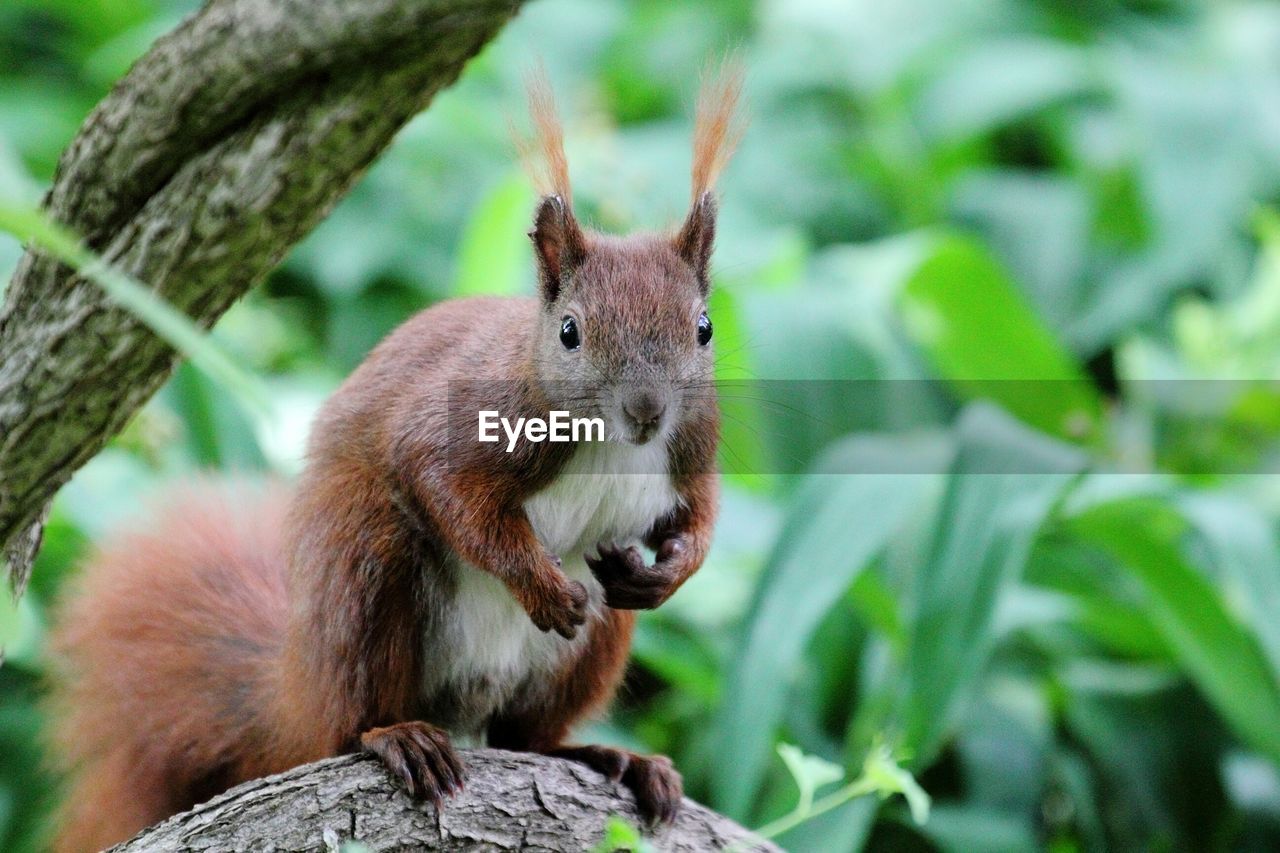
[360,721,465,808]
[586,538,684,610]
[526,567,589,639]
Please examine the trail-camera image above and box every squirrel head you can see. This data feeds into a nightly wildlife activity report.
[518,62,743,446]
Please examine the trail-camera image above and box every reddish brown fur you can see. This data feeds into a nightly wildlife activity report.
[515,63,573,201]
[488,606,637,752]
[690,59,745,202]
[46,65,742,851]
[46,481,291,852]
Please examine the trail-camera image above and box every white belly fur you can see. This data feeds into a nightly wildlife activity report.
[425,439,680,729]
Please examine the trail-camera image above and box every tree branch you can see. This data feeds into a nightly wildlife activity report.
[113,750,777,852]
[0,0,526,593]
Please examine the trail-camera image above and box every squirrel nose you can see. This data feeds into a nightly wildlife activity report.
[623,390,666,427]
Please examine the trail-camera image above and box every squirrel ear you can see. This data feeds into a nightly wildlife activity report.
[675,192,717,293]
[529,195,585,302]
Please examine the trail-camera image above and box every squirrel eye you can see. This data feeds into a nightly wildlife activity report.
[560,316,581,351]
[696,311,713,346]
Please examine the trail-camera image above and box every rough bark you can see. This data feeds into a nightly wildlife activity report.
[112,750,776,852]
[0,0,525,593]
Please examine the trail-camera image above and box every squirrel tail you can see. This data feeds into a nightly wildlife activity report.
[44,479,292,853]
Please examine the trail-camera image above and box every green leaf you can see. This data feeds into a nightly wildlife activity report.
[1176,493,1280,688]
[165,362,268,470]
[713,435,945,817]
[0,594,26,666]
[753,741,927,846]
[1070,498,1280,763]
[919,805,1037,853]
[862,743,932,825]
[948,172,1090,331]
[1026,537,1169,659]
[916,38,1092,142]
[453,173,536,297]
[893,404,1085,762]
[708,284,771,493]
[777,742,845,814]
[592,816,651,853]
[897,233,1102,441]
[629,621,719,704]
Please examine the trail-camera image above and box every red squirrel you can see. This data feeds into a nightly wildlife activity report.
[45,66,741,852]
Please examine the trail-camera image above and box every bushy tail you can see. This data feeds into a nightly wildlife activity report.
[45,479,291,853]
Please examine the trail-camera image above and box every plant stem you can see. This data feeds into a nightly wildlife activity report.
[752,775,879,841]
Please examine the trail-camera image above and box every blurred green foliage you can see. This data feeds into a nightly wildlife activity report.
[6,0,1280,850]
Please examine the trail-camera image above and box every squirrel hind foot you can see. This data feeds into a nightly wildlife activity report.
[549,745,683,827]
[360,722,466,807]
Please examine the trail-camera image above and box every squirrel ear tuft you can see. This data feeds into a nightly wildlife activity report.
[677,57,743,293]
[530,195,586,302]
[515,63,574,201]
[689,58,745,203]
[675,192,717,293]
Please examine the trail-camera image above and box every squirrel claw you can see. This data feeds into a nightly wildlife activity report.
[361,721,465,807]
[628,753,683,827]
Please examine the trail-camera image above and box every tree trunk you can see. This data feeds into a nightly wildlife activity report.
[0,0,524,593]
[113,750,777,852]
